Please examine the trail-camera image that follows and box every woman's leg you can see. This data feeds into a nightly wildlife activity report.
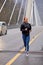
[26,35,30,52]
[22,34,26,49]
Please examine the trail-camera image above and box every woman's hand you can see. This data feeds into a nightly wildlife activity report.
[25,28,27,31]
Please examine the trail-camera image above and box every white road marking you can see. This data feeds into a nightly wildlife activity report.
[26,0,32,21]
[34,0,42,26]
[30,0,34,25]
[8,0,17,26]
[0,0,7,13]
[16,0,24,25]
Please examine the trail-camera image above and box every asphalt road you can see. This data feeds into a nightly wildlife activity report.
[0,26,43,65]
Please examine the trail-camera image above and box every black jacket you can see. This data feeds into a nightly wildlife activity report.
[20,22,31,35]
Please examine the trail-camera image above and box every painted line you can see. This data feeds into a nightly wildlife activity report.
[0,0,7,13]
[34,1,42,26]
[6,30,43,65]
[16,0,24,25]
[8,0,17,26]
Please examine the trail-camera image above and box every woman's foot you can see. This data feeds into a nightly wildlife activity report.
[26,51,29,56]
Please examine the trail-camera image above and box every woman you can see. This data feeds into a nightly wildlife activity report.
[20,17,32,56]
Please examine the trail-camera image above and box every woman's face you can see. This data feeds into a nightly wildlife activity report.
[24,17,28,23]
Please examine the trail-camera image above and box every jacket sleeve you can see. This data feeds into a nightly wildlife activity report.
[30,25,32,30]
[29,24,32,30]
[20,24,23,31]
[20,24,25,31]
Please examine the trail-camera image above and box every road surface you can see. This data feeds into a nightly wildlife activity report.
[0,26,43,65]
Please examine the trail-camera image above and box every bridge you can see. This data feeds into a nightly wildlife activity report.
[0,0,43,65]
